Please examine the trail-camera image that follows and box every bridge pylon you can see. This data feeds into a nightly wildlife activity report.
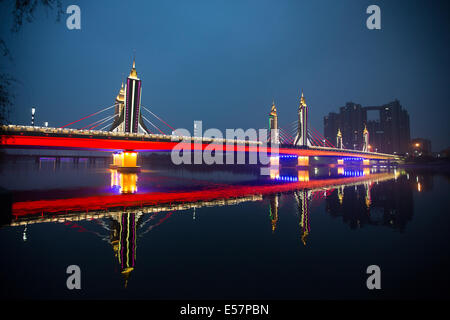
[109,59,150,134]
[110,150,140,173]
[336,128,343,149]
[293,91,310,147]
[269,100,280,144]
[362,124,369,152]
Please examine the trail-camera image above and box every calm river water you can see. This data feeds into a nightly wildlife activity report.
[0,156,449,299]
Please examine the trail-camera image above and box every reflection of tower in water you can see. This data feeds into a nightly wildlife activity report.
[294,190,310,246]
[338,185,344,205]
[269,194,279,233]
[364,181,372,208]
[109,169,140,287]
[110,212,141,288]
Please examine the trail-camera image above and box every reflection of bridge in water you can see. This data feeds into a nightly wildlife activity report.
[5,169,406,287]
[8,169,400,224]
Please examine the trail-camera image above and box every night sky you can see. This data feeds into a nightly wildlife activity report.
[1,0,449,151]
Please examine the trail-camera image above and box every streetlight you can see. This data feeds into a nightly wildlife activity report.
[31,107,36,126]
[44,122,48,127]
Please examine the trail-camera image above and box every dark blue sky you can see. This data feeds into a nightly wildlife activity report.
[1,0,449,150]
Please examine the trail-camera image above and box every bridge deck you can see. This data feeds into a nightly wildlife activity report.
[1,125,400,160]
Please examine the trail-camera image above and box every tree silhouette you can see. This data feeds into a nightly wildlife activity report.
[0,0,63,125]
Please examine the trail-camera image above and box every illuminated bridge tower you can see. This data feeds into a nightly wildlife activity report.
[336,128,343,149]
[294,190,311,246]
[269,100,280,144]
[110,59,149,134]
[294,91,310,147]
[109,83,125,131]
[362,125,369,152]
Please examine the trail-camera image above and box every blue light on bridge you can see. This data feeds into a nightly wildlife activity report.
[279,155,298,159]
[274,176,298,182]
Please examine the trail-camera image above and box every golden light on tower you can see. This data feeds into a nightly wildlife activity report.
[129,58,138,79]
[300,90,307,107]
[269,100,279,144]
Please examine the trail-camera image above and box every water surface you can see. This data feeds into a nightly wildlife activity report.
[0,157,449,299]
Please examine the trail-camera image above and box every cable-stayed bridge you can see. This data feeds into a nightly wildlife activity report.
[0,59,401,165]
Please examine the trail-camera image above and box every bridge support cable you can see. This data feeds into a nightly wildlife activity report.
[142,115,165,134]
[282,129,296,144]
[279,126,295,142]
[89,114,118,130]
[278,128,288,143]
[290,121,300,141]
[308,129,326,147]
[280,132,289,144]
[310,126,335,148]
[309,128,330,147]
[278,131,289,144]
[312,130,332,147]
[307,131,322,147]
[277,129,287,144]
[141,106,175,131]
[60,103,118,128]
[279,129,294,144]
[311,127,333,147]
[81,114,117,130]
[99,121,116,131]
[309,129,327,147]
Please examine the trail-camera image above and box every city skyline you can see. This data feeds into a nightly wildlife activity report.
[324,99,411,154]
[1,0,449,303]
[0,0,449,151]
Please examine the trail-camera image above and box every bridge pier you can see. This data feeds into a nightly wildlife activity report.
[297,156,309,167]
[336,157,371,166]
[110,150,140,173]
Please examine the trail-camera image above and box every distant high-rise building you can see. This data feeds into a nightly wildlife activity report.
[324,102,366,150]
[324,99,410,154]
